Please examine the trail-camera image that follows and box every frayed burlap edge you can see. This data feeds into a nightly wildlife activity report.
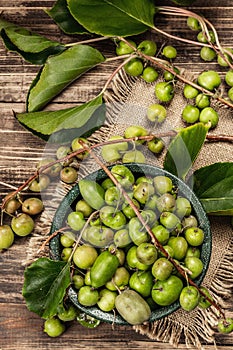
[23,68,233,350]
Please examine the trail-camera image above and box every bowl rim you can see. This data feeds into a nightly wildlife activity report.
[49,163,212,325]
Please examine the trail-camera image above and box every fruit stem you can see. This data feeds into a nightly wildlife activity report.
[0,181,18,190]
[78,139,226,318]
[65,36,110,47]
[68,210,99,263]
[101,54,137,95]
[38,226,69,254]
[0,210,3,226]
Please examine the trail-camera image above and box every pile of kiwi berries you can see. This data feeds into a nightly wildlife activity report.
[0,192,43,250]
[56,163,210,326]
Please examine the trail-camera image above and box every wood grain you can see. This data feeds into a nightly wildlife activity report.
[0,1,233,349]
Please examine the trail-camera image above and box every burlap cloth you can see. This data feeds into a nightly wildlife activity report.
[24,68,233,349]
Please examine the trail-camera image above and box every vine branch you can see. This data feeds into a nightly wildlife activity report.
[118,36,233,109]
[157,6,233,69]
[1,132,232,212]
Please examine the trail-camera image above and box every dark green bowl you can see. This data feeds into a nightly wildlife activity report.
[49,163,212,325]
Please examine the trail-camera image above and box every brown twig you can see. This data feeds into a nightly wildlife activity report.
[156,6,233,69]
[38,226,69,253]
[0,172,40,213]
[206,134,233,142]
[101,54,137,94]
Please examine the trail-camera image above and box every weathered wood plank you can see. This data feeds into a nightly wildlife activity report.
[0,302,233,350]
[0,64,118,104]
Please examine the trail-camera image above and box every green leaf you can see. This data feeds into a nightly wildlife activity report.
[16,95,104,141]
[27,44,105,112]
[193,162,233,214]
[46,0,90,34]
[163,123,208,181]
[0,19,65,65]
[0,18,16,31]
[3,27,62,53]
[67,0,157,37]
[22,258,71,319]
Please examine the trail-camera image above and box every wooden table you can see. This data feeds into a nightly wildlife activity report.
[0,1,232,349]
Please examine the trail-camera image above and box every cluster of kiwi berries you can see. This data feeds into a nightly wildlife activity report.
[182,70,220,127]
[115,37,178,83]
[187,16,233,72]
[117,37,222,129]
[0,192,43,251]
[184,16,233,124]
[0,136,88,251]
[116,15,233,131]
[58,165,210,326]
[100,125,165,164]
[0,138,72,250]
[187,16,233,102]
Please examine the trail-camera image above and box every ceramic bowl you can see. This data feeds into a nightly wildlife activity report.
[49,163,212,325]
